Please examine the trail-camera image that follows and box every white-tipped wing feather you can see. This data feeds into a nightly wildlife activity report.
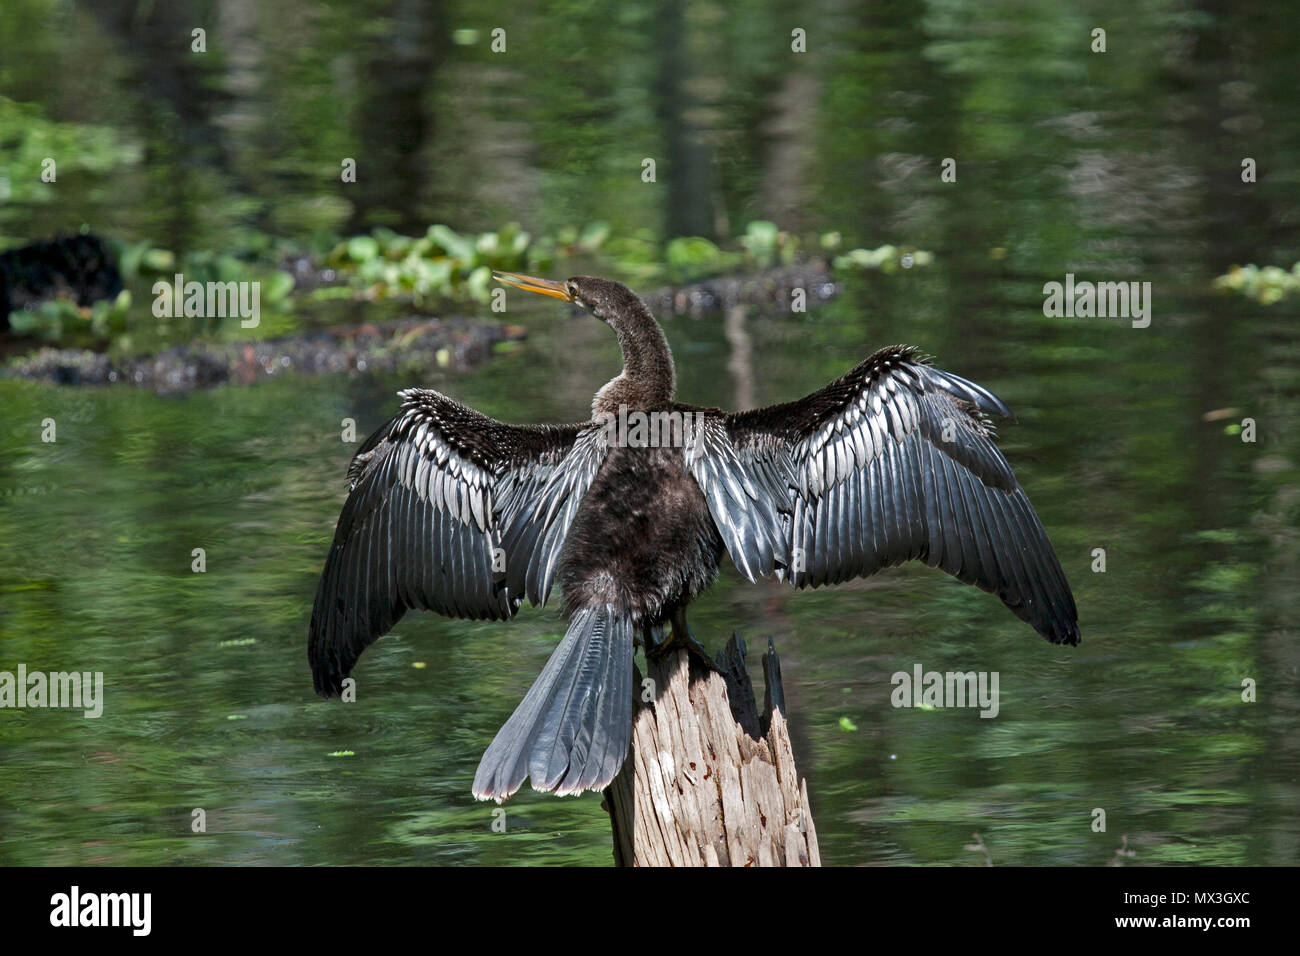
[686,346,1080,645]
[310,388,607,695]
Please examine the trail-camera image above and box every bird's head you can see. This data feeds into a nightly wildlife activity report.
[492,271,674,409]
[492,272,637,324]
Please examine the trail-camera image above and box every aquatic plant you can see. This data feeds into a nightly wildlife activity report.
[1213,263,1300,304]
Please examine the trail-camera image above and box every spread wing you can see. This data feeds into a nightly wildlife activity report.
[309,388,607,695]
[686,345,1079,645]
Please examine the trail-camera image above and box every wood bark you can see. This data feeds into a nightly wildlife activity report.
[603,634,820,866]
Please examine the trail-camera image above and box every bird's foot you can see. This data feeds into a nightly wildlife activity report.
[648,618,721,674]
[637,623,664,653]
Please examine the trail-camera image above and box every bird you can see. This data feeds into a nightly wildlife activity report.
[309,271,1080,801]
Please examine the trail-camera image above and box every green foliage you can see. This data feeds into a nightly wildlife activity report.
[3,239,297,347]
[1213,263,1300,304]
[6,289,131,342]
[113,238,294,305]
[312,219,893,304]
[7,220,928,350]
[319,222,549,305]
[664,236,741,282]
[109,239,295,344]
[0,96,141,208]
[739,220,798,269]
[833,245,934,274]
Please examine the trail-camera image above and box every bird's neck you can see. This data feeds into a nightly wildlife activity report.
[593,301,675,416]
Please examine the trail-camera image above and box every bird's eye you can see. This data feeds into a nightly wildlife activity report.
[566,282,577,301]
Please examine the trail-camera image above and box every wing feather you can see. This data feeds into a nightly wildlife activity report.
[686,346,1080,645]
[309,388,607,696]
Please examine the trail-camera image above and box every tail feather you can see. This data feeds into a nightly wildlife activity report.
[472,605,634,800]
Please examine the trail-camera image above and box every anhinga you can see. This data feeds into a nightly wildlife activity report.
[310,273,1079,800]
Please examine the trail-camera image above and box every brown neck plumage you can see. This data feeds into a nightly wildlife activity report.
[593,294,675,416]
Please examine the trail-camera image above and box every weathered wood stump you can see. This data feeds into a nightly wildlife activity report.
[602,634,820,866]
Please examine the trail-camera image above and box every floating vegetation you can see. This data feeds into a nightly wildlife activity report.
[4,218,932,353]
[1213,263,1300,304]
[7,289,133,342]
[305,220,929,303]
[833,245,934,274]
[316,221,556,305]
[4,237,295,345]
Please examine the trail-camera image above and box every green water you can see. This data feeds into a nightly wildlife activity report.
[1,0,1298,866]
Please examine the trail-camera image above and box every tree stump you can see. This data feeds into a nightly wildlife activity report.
[602,634,821,866]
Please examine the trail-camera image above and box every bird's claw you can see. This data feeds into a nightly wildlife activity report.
[648,623,721,674]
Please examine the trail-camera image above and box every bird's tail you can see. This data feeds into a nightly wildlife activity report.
[472,604,635,801]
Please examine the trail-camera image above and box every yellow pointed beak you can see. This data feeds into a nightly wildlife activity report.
[492,271,573,302]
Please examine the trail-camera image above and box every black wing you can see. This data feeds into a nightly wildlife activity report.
[309,388,607,695]
[686,345,1079,645]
